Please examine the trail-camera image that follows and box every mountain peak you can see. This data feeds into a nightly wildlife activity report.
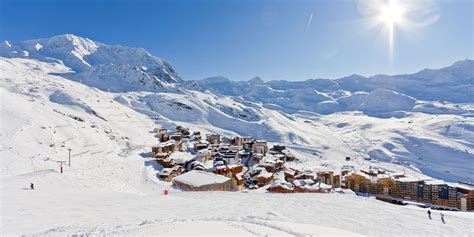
[0,34,182,92]
[450,59,473,68]
[248,76,264,84]
[48,33,86,41]
[36,34,99,63]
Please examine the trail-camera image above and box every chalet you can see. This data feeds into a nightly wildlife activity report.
[214,164,227,175]
[252,140,268,156]
[284,168,297,181]
[243,140,254,150]
[213,160,226,169]
[293,179,317,193]
[194,141,209,150]
[259,162,276,173]
[231,136,244,146]
[268,180,294,193]
[250,153,263,164]
[206,134,221,145]
[274,160,285,170]
[157,156,176,168]
[249,168,273,186]
[176,125,190,137]
[221,136,232,145]
[157,128,169,142]
[172,170,232,191]
[229,164,244,174]
[294,171,317,181]
[232,173,244,191]
[214,164,244,175]
[213,164,244,191]
[242,136,253,143]
[184,160,206,172]
[293,179,331,193]
[270,144,286,152]
[455,183,474,211]
[152,141,175,156]
[195,149,211,163]
[154,152,170,159]
[158,165,182,181]
[333,174,342,188]
[317,170,334,186]
[169,132,183,142]
[218,148,240,165]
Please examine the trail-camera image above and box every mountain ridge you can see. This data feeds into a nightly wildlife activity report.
[0,34,182,93]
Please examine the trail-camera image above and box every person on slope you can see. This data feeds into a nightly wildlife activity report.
[440,213,445,224]
[30,183,34,190]
[427,210,431,220]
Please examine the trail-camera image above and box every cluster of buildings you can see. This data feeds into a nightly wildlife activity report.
[344,170,474,211]
[151,126,474,212]
[151,126,294,192]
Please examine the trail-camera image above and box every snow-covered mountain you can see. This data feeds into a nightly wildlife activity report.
[1,34,473,236]
[0,34,182,92]
[186,60,474,113]
[1,34,473,183]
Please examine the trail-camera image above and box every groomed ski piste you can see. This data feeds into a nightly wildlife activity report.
[1,35,473,236]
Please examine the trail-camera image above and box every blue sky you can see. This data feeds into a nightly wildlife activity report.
[0,0,472,81]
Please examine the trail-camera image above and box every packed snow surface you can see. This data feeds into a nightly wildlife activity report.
[2,171,473,236]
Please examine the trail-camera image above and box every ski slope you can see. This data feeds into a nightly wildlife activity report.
[2,169,474,236]
[1,34,473,236]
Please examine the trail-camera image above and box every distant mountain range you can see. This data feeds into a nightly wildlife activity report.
[185,59,474,114]
[3,34,472,116]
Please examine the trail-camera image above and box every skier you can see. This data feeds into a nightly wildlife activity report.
[30,183,34,190]
[427,210,431,220]
[440,213,445,224]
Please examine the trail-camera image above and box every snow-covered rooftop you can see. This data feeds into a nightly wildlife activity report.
[173,170,230,187]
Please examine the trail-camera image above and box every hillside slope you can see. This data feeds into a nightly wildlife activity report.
[1,34,473,183]
[0,34,473,236]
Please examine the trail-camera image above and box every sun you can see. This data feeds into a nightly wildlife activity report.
[358,0,440,65]
[371,0,407,63]
[378,0,405,27]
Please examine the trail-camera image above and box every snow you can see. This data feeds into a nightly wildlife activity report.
[172,170,230,187]
[0,34,473,236]
[2,173,473,236]
[0,34,182,92]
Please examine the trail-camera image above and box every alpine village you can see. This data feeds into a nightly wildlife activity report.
[151,125,474,212]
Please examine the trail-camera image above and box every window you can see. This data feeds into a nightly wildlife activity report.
[417,183,424,198]
[438,186,449,199]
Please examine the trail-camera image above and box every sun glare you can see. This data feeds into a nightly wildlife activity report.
[378,0,405,26]
[372,0,407,64]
